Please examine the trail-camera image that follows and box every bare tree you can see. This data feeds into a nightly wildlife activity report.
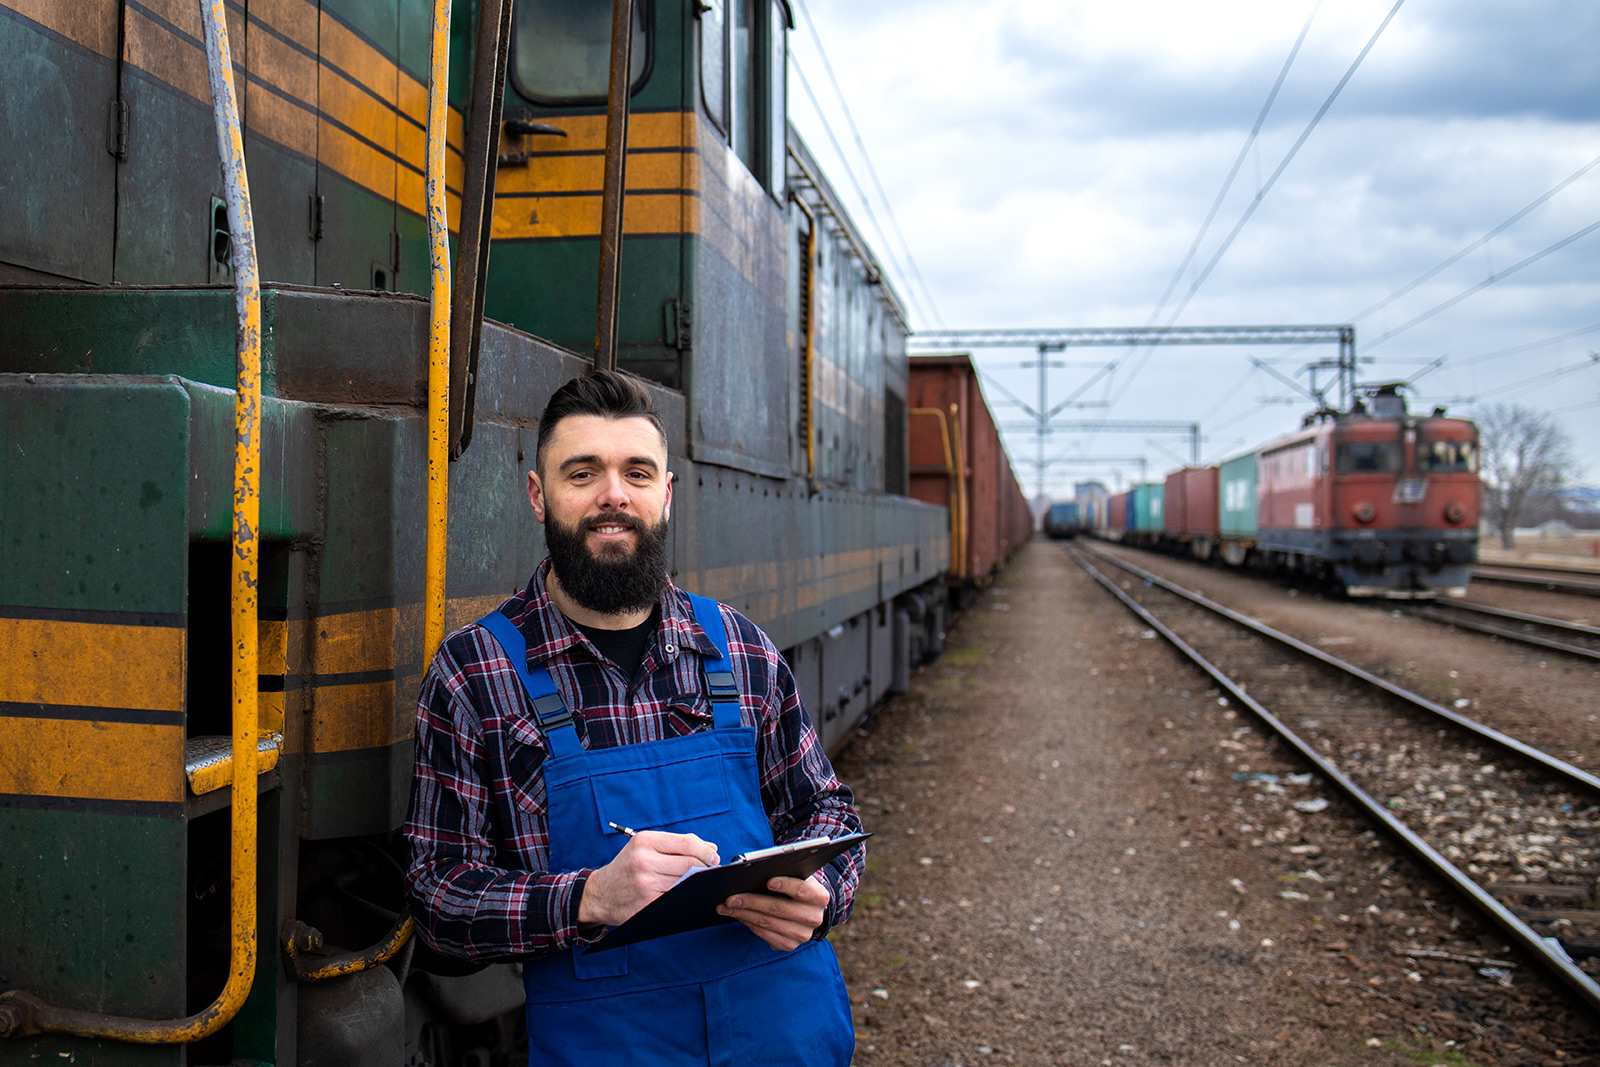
[1476,404,1578,548]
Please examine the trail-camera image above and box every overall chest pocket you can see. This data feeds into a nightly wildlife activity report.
[590,747,733,833]
[546,732,737,873]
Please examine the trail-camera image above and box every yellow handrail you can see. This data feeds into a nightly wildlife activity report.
[423,0,453,663]
[949,402,968,580]
[911,407,959,575]
[0,0,261,1042]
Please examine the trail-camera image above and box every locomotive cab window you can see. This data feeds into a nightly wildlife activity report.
[1335,441,1402,474]
[1418,438,1477,473]
[513,0,654,105]
[701,0,789,198]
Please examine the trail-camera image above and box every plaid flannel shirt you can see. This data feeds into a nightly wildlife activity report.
[403,559,864,960]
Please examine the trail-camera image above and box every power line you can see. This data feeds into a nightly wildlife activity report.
[1146,0,1322,327]
[792,0,944,328]
[1366,218,1600,349]
[1411,321,1600,384]
[788,54,933,327]
[1107,0,1406,407]
[1475,354,1600,402]
[1351,151,1600,324]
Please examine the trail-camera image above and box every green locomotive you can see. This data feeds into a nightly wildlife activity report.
[0,1,947,1062]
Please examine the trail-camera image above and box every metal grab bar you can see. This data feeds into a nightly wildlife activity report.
[423,0,453,664]
[285,916,417,984]
[594,0,636,370]
[0,0,263,1042]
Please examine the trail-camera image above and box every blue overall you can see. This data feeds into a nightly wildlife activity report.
[477,596,855,1067]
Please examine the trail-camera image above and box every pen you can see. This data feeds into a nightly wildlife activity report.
[608,821,638,837]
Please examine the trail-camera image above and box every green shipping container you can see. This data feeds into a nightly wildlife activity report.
[1220,452,1259,537]
[1130,482,1165,532]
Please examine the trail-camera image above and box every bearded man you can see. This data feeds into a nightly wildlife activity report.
[403,369,863,1066]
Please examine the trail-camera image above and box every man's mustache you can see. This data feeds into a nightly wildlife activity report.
[579,513,647,534]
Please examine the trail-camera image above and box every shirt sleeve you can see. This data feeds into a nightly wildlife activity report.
[402,637,598,960]
[744,621,866,931]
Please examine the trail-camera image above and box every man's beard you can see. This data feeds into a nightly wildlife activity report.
[544,511,670,615]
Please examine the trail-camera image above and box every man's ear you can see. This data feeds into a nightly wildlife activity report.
[663,470,673,523]
[527,469,546,523]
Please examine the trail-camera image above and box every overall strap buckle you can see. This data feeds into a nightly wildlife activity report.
[476,611,584,756]
[687,594,744,728]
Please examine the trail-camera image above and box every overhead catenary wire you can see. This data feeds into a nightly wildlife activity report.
[788,53,934,329]
[1351,151,1600,325]
[1365,219,1600,349]
[1410,321,1600,384]
[792,0,944,328]
[1146,0,1322,329]
[1474,354,1600,403]
[1106,0,1407,409]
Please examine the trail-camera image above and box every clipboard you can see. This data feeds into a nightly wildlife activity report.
[584,832,871,953]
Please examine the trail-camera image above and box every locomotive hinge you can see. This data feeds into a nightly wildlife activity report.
[106,98,128,160]
[308,193,325,241]
[663,298,692,351]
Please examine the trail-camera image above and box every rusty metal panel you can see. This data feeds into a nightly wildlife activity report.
[314,1,399,290]
[113,0,246,284]
[0,1,120,283]
[245,0,320,285]
[687,179,790,477]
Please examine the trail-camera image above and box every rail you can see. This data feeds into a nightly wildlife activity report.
[1067,544,1600,1017]
[1082,543,1600,794]
[1471,564,1600,598]
[1414,600,1600,663]
[0,0,264,1041]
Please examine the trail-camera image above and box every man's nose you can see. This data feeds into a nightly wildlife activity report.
[595,471,631,509]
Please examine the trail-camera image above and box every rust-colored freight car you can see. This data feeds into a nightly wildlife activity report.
[909,355,1032,597]
[1164,466,1221,558]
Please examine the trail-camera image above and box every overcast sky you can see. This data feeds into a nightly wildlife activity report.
[786,0,1600,497]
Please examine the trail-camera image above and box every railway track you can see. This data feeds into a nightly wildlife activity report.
[1412,599,1600,663]
[1474,563,1600,598]
[1068,542,1600,1016]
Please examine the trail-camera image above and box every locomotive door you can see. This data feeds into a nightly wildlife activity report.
[0,0,120,284]
[1393,425,1426,531]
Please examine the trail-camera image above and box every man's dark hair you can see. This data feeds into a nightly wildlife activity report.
[535,369,666,471]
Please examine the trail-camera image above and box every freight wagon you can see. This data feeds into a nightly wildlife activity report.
[907,354,1033,608]
[1044,502,1081,539]
[0,1,964,1063]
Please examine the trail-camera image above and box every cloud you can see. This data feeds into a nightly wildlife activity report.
[790,0,1600,486]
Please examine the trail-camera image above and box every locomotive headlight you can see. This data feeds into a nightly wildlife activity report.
[1444,501,1466,524]
[1353,501,1376,523]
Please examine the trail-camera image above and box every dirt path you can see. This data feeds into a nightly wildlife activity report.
[829,539,1597,1067]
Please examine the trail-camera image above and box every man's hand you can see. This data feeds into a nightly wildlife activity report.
[578,832,719,928]
[717,874,830,951]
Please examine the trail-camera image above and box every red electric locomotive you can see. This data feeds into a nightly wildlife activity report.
[1256,384,1480,596]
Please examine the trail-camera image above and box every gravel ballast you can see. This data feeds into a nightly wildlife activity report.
[829,539,1598,1066]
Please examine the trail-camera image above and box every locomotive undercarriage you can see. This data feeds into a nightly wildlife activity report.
[1259,528,1476,598]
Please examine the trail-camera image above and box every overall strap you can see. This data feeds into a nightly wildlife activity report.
[686,593,743,730]
[477,612,585,758]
